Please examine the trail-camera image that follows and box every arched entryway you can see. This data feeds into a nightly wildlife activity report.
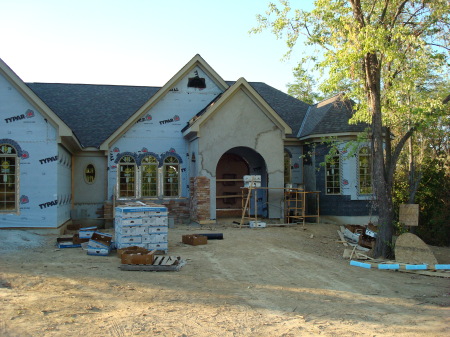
[215,147,267,218]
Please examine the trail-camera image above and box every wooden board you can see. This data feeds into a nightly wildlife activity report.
[395,233,438,265]
[399,204,419,226]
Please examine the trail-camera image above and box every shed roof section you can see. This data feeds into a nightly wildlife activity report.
[298,95,367,139]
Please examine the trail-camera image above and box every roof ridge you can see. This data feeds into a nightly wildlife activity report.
[316,92,344,107]
[26,82,162,89]
[297,105,312,138]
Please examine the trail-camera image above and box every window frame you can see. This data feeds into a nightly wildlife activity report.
[284,150,292,185]
[141,155,159,198]
[0,144,19,213]
[115,153,182,199]
[118,155,137,198]
[162,156,180,197]
[358,147,373,195]
[84,163,96,184]
[325,150,341,195]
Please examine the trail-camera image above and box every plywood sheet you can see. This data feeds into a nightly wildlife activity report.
[399,204,419,226]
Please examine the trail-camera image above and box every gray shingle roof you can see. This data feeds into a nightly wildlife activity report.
[298,95,367,138]
[27,83,160,148]
[26,81,362,149]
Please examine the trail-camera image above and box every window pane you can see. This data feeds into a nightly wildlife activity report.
[163,156,179,197]
[325,152,340,194]
[118,156,136,197]
[0,147,17,211]
[142,156,158,197]
[284,151,291,184]
[85,164,95,184]
[358,147,372,194]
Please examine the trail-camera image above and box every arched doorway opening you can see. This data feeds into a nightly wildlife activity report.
[215,147,267,218]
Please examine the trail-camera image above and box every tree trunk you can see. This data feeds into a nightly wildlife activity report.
[365,53,395,259]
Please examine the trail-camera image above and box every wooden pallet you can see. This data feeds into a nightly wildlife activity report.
[120,256,186,272]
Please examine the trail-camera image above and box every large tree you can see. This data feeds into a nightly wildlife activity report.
[253,0,450,257]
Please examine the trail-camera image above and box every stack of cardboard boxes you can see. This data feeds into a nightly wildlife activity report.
[115,203,169,253]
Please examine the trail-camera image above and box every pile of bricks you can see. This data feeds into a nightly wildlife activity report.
[162,199,190,224]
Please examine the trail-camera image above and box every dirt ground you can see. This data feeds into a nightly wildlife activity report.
[0,221,449,337]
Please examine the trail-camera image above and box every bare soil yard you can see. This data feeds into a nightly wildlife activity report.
[0,222,449,337]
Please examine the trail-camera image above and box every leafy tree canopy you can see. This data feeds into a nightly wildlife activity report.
[252,0,450,257]
[253,0,449,126]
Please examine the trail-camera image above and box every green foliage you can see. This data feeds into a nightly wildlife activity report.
[286,64,324,104]
[253,0,449,128]
[253,0,450,255]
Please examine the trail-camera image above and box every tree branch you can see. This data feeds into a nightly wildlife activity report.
[392,0,413,27]
[349,0,366,28]
[380,0,391,24]
[367,0,379,24]
[387,126,416,186]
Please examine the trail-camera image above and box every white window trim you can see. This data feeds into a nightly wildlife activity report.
[357,146,373,195]
[116,156,181,199]
[0,144,20,214]
[325,151,341,195]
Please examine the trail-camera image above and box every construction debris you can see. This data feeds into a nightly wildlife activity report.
[193,233,224,240]
[182,234,208,246]
[120,256,186,272]
[337,226,371,257]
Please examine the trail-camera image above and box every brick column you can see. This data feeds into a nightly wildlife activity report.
[190,176,210,222]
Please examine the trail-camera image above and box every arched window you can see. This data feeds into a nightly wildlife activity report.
[118,156,136,197]
[141,156,158,197]
[358,147,372,194]
[0,144,18,211]
[326,150,340,194]
[284,150,292,185]
[163,156,179,197]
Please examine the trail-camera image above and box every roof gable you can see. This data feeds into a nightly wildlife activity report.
[0,58,80,151]
[99,54,229,151]
[182,78,292,138]
[239,82,310,138]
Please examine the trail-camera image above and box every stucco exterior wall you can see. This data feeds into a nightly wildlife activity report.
[196,88,285,219]
[72,152,107,220]
[0,73,60,228]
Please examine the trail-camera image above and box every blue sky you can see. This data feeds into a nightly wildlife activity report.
[0,0,314,93]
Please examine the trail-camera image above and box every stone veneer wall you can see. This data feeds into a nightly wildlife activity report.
[190,176,211,222]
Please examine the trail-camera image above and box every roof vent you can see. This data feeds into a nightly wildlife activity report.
[188,71,206,89]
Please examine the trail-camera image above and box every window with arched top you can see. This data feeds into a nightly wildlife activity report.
[358,147,372,194]
[0,144,18,212]
[284,151,292,185]
[326,150,341,194]
[141,156,158,197]
[118,156,136,197]
[163,156,179,197]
